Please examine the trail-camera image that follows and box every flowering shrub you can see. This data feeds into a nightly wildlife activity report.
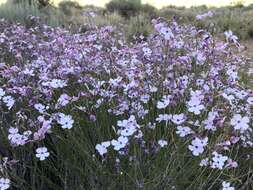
[0,17,252,189]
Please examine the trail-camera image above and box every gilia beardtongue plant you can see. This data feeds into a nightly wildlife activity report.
[0,16,252,189]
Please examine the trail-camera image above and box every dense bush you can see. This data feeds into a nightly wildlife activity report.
[58,0,82,16]
[106,0,142,18]
[0,0,64,27]
[247,23,253,38]
[140,4,157,18]
[0,16,252,190]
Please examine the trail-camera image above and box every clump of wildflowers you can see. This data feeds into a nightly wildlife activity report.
[0,17,252,189]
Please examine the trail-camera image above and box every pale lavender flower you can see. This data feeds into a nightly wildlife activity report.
[36,147,50,161]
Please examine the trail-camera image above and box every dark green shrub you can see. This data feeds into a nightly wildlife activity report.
[140,4,157,18]
[58,0,82,16]
[233,2,244,9]
[247,23,253,38]
[106,0,142,18]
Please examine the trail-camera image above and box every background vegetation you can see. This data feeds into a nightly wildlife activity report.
[1,0,253,41]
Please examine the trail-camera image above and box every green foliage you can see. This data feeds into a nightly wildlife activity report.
[159,7,196,23]
[126,14,153,42]
[206,7,252,40]
[10,0,52,9]
[0,0,64,27]
[233,1,244,8]
[140,4,157,18]
[247,23,253,39]
[106,0,142,18]
[89,12,125,27]
[157,4,253,41]
[213,11,246,38]
[58,0,82,16]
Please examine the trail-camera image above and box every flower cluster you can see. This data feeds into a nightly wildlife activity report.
[188,137,208,156]
[0,88,14,110]
[0,17,252,189]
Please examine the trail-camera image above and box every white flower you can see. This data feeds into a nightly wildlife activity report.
[140,94,150,104]
[150,86,158,92]
[171,114,186,125]
[224,30,238,43]
[134,130,143,139]
[203,111,218,131]
[9,133,26,146]
[211,152,228,169]
[50,79,67,89]
[156,114,172,123]
[35,147,50,161]
[157,95,171,109]
[227,68,238,82]
[111,136,128,151]
[2,96,15,110]
[222,181,235,190]
[109,77,122,87]
[188,137,208,156]
[176,126,192,137]
[58,113,74,129]
[23,68,35,76]
[160,27,174,40]
[203,84,210,92]
[189,144,203,156]
[34,103,46,113]
[230,114,249,131]
[23,130,32,137]
[158,139,168,148]
[120,125,137,137]
[196,79,204,86]
[187,99,205,115]
[200,158,209,167]
[190,90,204,100]
[95,141,111,156]
[0,177,10,190]
[180,75,188,86]
[247,97,253,105]
[203,118,216,131]
[235,90,248,99]
[142,47,152,56]
[222,93,235,104]
[8,127,18,140]
[56,94,70,107]
[88,11,96,17]
[0,88,5,99]
[117,115,140,137]
[193,51,206,65]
